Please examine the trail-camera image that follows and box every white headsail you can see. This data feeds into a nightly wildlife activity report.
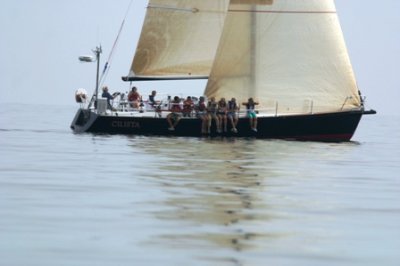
[204,0,361,114]
[126,0,229,80]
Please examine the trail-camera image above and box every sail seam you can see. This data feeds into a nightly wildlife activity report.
[229,10,336,14]
[148,5,199,13]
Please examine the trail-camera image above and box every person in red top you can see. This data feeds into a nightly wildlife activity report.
[127,86,140,108]
[167,96,182,131]
[182,96,194,117]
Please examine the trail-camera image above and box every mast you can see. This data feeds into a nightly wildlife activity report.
[94,46,102,102]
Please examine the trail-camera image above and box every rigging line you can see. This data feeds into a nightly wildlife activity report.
[99,0,134,86]
[99,19,124,85]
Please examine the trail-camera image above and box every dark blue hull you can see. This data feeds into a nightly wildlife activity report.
[71,109,376,141]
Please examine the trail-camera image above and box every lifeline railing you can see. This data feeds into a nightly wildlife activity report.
[89,95,362,117]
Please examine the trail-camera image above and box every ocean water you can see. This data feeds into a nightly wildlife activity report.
[0,103,399,266]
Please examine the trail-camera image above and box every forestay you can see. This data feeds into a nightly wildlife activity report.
[204,0,361,114]
[126,0,229,80]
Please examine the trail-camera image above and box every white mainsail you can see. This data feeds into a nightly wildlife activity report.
[126,0,229,80]
[204,0,361,114]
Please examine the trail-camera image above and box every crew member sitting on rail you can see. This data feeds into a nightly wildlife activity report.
[147,90,162,116]
[127,86,140,108]
[167,96,182,131]
[207,97,221,133]
[183,96,194,117]
[217,98,228,132]
[227,97,239,133]
[196,96,208,134]
[148,90,160,107]
[242,97,259,132]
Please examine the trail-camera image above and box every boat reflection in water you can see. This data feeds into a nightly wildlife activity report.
[130,137,297,263]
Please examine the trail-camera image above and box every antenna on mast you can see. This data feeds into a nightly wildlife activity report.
[80,45,102,109]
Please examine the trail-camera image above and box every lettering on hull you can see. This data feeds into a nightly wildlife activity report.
[111,121,141,128]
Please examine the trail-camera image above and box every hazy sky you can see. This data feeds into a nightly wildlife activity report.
[1,0,398,115]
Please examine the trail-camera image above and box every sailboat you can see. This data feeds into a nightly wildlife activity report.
[71,0,376,141]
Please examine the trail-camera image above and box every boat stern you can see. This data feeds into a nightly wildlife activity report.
[70,108,97,133]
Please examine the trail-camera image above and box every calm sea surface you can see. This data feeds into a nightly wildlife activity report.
[0,103,399,266]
